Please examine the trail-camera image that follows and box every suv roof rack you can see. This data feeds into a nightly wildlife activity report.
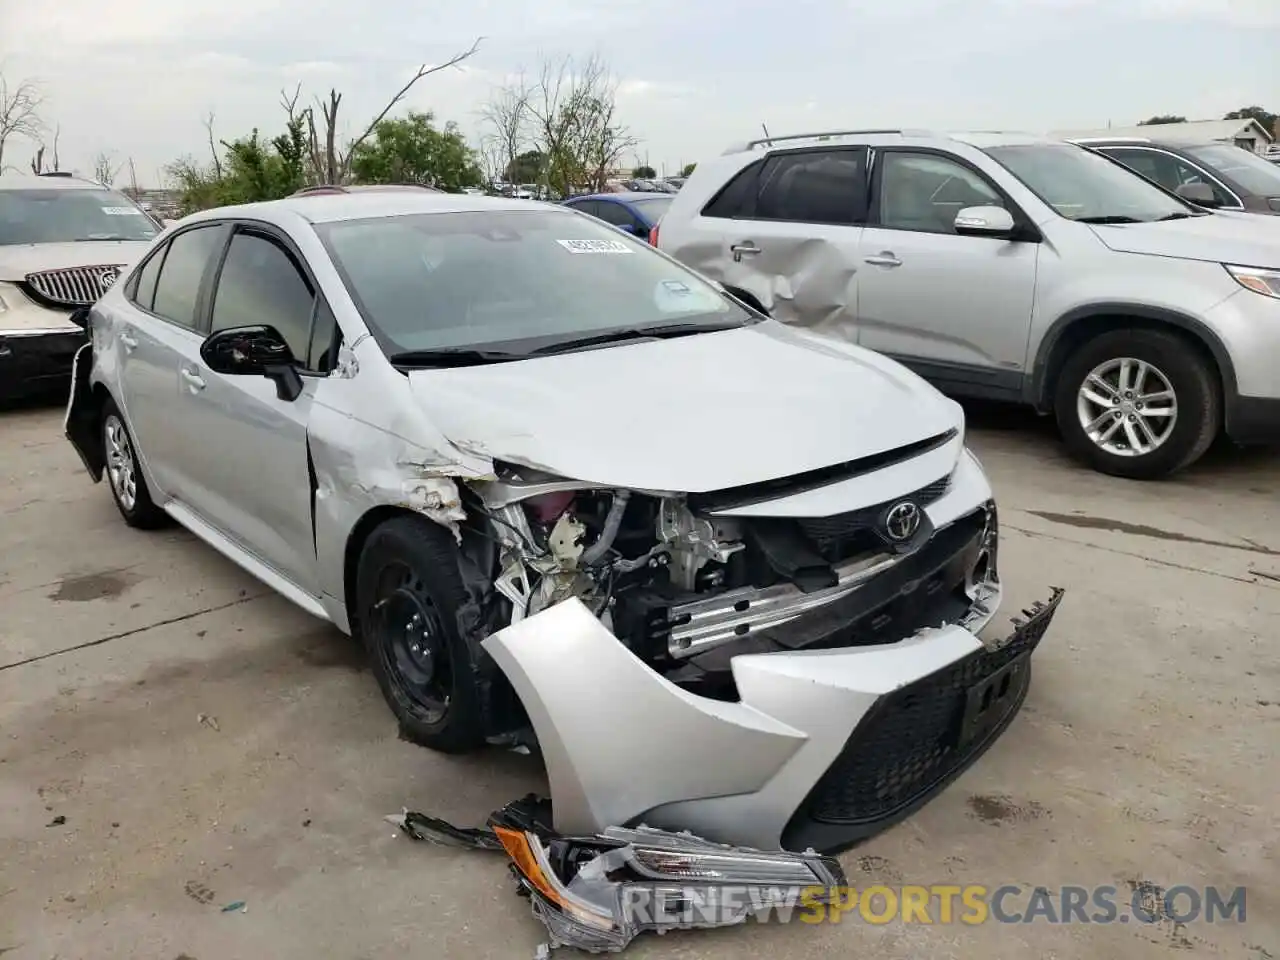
[37,171,77,178]
[723,128,933,155]
[1065,136,1152,144]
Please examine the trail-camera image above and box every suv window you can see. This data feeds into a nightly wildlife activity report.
[150,225,223,328]
[210,231,318,368]
[1101,148,1236,207]
[755,149,866,225]
[878,152,1003,233]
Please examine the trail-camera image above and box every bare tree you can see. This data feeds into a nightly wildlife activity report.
[0,72,44,171]
[203,111,222,178]
[479,74,531,183]
[93,150,124,187]
[29,123,61,174]
[280,37,483,186]
[526,54,637,196]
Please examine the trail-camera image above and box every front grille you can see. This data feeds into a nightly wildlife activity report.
[802,588,1062,827]
[797,475,950,561]
[22,265,125,308]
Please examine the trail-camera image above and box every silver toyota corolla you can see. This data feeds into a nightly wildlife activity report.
[65,192,1061,852]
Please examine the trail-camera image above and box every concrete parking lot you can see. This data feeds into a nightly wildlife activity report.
[1,399,1277,960]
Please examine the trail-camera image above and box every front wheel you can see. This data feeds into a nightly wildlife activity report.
[356,514,487,753]
[1054,328,1219,480]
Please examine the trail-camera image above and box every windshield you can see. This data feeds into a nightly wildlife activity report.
[1185,144,1280,196]
[0,189,160,244]
[633,196,673,220]
[985,143,1193,222]
[315,208,751,357]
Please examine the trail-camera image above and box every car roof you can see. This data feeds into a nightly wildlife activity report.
[569,191,672,203]
[185,192,561,226]
[0,172,112,191]
[720,128,1053,155]
[292,183,444,196]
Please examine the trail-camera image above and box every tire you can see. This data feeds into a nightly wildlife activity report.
[355,514,486,753]
[1054,328,1219,480]
[101,398,169,529]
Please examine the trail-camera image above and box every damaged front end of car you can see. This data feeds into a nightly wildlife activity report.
[437,440,1060,854]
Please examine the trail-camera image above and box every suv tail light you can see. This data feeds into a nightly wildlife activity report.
[648,221,660,246]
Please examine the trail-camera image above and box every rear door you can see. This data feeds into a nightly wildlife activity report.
[114,223,226,497]
[173,223,337,593]
[700,147,868,339]
[854,148,1039,400]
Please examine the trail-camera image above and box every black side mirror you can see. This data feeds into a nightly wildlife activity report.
[200,324,304,401]
[1175,182,1221,208]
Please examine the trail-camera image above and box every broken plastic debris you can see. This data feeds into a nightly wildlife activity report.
[385,809,506,850]
[221,901,246,913]
[197,714,220,732]
[390,795,848,953]
[46,815,66,827]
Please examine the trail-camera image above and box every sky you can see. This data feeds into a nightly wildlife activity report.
[2,0,1277,186]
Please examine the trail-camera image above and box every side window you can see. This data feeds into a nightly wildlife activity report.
[878,152,1003,234]
[594,202,636,228]
[569,199,601,219]
[1105,149,1236,207]
[210,231,316,368]
[151,225,223,328]
[1164,155,1237,207]
[702,161,764,219]
[755,149,866,225]
[307,298,339,373]
[129,245,166,312]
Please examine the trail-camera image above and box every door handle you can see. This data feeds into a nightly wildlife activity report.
[180,367,206,392]
[118,329,138,351]
[864,252,903,268]
[730,242,761,262]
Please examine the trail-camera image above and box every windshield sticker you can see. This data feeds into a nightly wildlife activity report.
[556,238,633,254]
[653,278,720,314]
[101,206,144,216]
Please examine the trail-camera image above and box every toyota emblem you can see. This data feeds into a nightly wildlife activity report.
[884,501,922,541]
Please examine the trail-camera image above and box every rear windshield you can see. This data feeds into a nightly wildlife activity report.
[632,196,673,220]
[1184,144,1280,196]
[315,208,748,355]
[0,188,160,244]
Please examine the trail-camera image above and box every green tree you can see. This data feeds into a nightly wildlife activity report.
[349,111,483,192]
[632,164,655,178]
[1137,115,1187,126]
[167,118,308,214]
[680,162,696,177]
[1224,106,1278,137]
[506,149,545,183]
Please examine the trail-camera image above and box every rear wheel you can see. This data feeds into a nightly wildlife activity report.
[101,398,168,528]
[356,514,486,753]
[1054,328,1219,480]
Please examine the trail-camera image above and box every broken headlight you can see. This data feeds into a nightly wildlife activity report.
[488,805,848,952]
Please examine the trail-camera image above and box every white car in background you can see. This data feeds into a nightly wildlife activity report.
[0,172,158,400]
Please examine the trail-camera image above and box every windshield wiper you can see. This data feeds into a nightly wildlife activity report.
[387,347,525,368]
[1155,211,1200,221]
[1076,215,1144,224]
[526,320,746,356]
[73,235,142,242]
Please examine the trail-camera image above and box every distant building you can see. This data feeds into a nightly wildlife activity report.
[1051,118,1275,154]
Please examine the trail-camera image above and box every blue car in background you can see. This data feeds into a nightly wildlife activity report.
[560,191,674,243]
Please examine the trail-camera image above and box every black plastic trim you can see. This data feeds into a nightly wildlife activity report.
[886,355,1026,402]
[1226,395,1280,445]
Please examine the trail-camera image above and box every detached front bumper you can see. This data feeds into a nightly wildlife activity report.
[0,326,85,400]
[484,588,1062,854]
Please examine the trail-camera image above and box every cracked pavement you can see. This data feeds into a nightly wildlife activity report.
[1,400,1277,959]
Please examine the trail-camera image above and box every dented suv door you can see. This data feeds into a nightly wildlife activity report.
[699,146,868,341]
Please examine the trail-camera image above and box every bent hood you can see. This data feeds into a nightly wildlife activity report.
[1090,211,1280,266]
[0,241,153,282]
[407,321,963,492]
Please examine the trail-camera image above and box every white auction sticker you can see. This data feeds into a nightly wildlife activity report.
[556,238,633,254]
[101,206,144,216]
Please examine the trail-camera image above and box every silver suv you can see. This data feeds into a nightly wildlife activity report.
[0,172,159,400]
[657,130,1280,479]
